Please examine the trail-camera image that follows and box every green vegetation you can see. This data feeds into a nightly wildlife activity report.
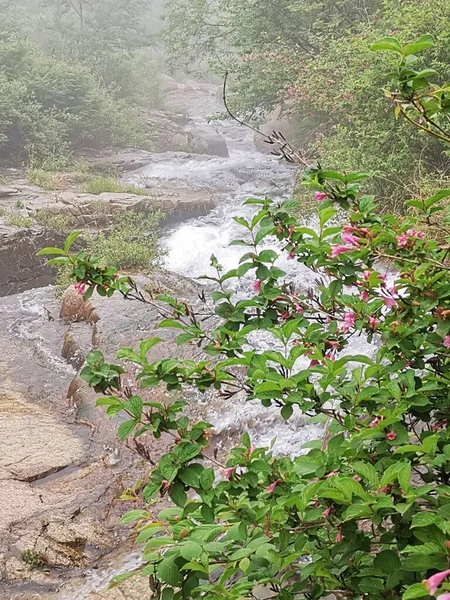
[54,211,164,295]
[39,40,450,600]
[163,0,450,209]
[21,550,46,571]
[4,213,34,228]
[34,210,75,231]
[26,168,63,191]
[0,0,163,166]
[83,176,146,196]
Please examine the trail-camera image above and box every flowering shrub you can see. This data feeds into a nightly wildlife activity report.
[40,38,450,600]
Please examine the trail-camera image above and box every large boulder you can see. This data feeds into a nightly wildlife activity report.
[187,126,229,158]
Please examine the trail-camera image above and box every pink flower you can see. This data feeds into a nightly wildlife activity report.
[388,285,398,295]
[336,527,343,543]
[309,359,320,367]
[74,281,87,295]
[353,475,362,482]
[314,191,328,202]
[407,229,425,239]
[287,251,296,260]
[370,417,381,428]
[437,594,450,600]
[368,316,380,329]
[253,279,262,293]
[223,468,234,480]
[341,311,356,333]
[330,244,353,258]
[386,431,397,441]
[341,232,360,247]
[322,506,332,519]
[363,270,372,281]
[396,233,409,247]
[266,479,281,494]
[325,349,337,361]
[360,290,369,302]
[294,303,303,314]
[326,340,339,350]
[424,569,450,595]
[444,335,450,348]
[382,296,397,308]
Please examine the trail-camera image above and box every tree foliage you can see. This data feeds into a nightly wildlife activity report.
[162,0,450,208]
[0,0,160,164]
[40,40,450,599]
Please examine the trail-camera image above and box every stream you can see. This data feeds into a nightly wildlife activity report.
[65,88,379,598]
[1,84,377,599]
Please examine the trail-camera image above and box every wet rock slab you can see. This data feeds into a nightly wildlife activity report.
[0,273,204,598]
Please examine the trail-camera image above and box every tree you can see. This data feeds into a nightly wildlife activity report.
[41,38,450,599]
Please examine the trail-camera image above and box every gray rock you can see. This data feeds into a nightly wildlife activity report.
[187,126,229,158]
[0,186,18,197]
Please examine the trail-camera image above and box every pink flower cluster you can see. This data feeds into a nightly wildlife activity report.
[74,281,87,295]
[396,229,425,247]
[341,311,356,333]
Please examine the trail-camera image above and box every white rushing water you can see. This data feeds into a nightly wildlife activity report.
[120,88,383,470]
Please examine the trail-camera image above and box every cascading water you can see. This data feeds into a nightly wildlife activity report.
[4,85,380,600]
[127,90,378,456]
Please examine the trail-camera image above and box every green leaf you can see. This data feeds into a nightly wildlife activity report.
[64,231,82,253]
[425,189,450,208]
[281,404,293,420]
[402,583,429,600]
[370,37,403,54]
[157,557,182,587]
[124,396,143,420]
[342,504,372,521]
[180,541,203,560]
[47,256,71,265]
[411,512,436,528]
[200,468,215,491]
[120,509,149,524]
[373,550,401,572]
[118,419,137,441]
[159,455,178,482]
[352,461,379,487]
[140,337,163,358]
[169,482,187,507]
[233,216,250,229]
[37,246,65,256]
[403,34,434,57]
[319,207,337,229]
[135,524,164,543]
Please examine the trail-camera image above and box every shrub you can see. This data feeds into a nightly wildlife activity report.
[4,212,33,228]
[83,176,146,196]
[0,38,146,164]
[54,211,164,296]
[26,168,62,191]
[34,210,74,231]
[40,38,450,600]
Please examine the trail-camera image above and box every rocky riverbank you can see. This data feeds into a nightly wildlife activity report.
[0,271,206,600]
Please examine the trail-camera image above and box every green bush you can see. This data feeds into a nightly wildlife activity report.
[4,212,33,228]
[39,37,450,600]
[0,38,146,164]
[54,211,164,296]
[83,176,146,196]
